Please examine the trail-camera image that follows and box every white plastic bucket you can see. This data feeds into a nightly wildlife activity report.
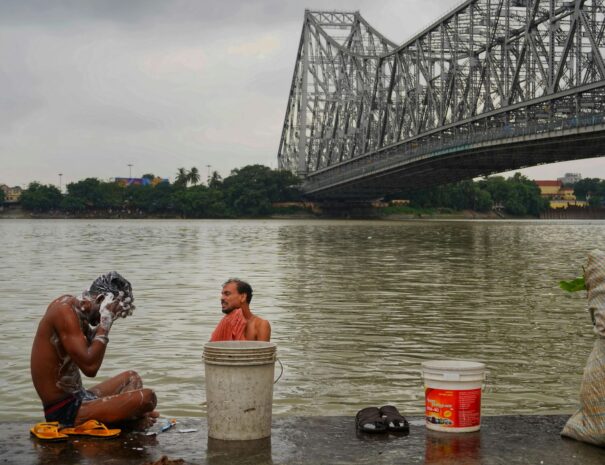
[422,360,486,433]
[203,341,277,440]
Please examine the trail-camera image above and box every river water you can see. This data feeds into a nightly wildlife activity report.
[1,219,603,421]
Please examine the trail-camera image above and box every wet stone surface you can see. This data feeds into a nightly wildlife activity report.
[3,416,604,465]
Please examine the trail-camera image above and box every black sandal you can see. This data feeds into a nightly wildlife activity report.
[356,407,387,433]
[379,405,409,433]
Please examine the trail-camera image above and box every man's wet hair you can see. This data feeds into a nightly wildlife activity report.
[224,278,253,303]
[89,271,134,301]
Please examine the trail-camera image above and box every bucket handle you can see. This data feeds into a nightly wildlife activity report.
[274,357,284,384]
[482,370,491,393]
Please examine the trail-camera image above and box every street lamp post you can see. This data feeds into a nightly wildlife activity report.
[128,164,133,178]
[206,164,211,184]
[58,173,63,193]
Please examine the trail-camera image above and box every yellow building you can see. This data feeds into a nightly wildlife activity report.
[534,180,587,209]
[0,184,23,203]
[535,180,562,197]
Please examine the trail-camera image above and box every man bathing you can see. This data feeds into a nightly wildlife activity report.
[210,279,271,342]
[30,272,158,428]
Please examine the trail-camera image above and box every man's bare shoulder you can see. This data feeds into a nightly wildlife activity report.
[45,295,79,320]
[254,315,271,341]
[48,295,78,309]
[34,296,80,342]
[251,314,270,327]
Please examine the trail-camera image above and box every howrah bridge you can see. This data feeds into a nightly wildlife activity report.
[277,1,605,200]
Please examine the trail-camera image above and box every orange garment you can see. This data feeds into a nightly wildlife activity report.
[210,309,247,341]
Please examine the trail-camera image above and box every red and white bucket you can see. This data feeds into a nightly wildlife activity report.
[422,360,486,433]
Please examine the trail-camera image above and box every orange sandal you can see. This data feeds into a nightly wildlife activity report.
[59,419,120,439]
[30,421,69,442]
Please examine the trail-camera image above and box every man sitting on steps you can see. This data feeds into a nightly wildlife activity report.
[31,272,158,428]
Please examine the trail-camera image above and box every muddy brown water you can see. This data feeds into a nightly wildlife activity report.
[1,218,603,420]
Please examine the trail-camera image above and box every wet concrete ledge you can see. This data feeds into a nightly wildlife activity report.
[3,415,604,465]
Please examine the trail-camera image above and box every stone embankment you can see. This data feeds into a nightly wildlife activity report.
[6,416,605,464]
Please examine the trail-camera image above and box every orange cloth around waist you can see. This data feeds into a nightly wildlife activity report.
[210,309,247,341]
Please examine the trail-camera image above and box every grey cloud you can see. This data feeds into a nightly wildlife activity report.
[4,0,602,188]
[68,104,164,132]
[0,0,302,28]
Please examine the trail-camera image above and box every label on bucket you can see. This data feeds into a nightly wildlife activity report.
[425,388,481,428]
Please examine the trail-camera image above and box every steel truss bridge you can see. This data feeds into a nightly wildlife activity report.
[277,1,605,200]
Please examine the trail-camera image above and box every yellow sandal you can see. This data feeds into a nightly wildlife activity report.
[59,419,120,439]
[30,421,69,442]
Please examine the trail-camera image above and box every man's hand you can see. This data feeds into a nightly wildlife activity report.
[115,291,135,318]
[99,293,120,331]
[98,292,136,330]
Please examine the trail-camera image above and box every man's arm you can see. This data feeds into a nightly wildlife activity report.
[54,307,110,377]
[257,319,271,342]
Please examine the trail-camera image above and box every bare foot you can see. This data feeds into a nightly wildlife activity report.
[120,411,160,431]
[143,456,184,465]
[147,410,160,425]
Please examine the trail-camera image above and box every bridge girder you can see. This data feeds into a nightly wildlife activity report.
[278,1,605,199]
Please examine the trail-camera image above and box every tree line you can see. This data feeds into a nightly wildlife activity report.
[398,173,550,216]
[19,165,302,217]
[568,178,605,206]
[15,165,601,218]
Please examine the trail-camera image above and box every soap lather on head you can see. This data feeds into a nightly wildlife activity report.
[84,271,136,319]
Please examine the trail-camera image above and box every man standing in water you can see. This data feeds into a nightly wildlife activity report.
[31,272,158,428]
[210,279,271,341]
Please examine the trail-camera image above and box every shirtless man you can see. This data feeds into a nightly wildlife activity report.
[210,279,271,341]
[30,272,158,428]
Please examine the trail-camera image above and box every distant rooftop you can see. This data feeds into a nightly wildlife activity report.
[535,180,562,186]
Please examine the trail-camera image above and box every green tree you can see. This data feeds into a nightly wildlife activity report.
[150,182,176,212]
[507,173,546,216]
[174,168,189,188]
[590,196,603,207]
[60,195,86,212]
[480,176,511,205]
[21,182,62,212]
[208,171,223,189]
[222,165,302,216]
[406,174,544,216]
[97,182,124,209]
[65,178,124,210]
[188,167,200,186]
[475,189,493,212]
[66,178,103,208]
[573,178,605,203]
[0,188,5,204]
[173,185,227,218]
[203,187,228,217]
[125,182,175,213]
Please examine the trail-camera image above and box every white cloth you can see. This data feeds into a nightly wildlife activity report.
[585,249,605,337]
[561,249,605,446]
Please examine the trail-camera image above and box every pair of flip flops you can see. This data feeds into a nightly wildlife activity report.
[356,405,409,434]
[30,420,121,441]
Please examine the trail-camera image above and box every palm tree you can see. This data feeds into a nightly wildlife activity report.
[208,171,222,189]
[188,166,200,186]
[175,167,189,188]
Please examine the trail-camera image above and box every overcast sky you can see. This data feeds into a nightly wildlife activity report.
[2,0,605,189]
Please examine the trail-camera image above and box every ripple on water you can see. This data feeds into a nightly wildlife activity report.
[1,219,603,420]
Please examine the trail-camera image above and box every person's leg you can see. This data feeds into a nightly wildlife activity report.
[88,370,143,397]
[74,388,157,427]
